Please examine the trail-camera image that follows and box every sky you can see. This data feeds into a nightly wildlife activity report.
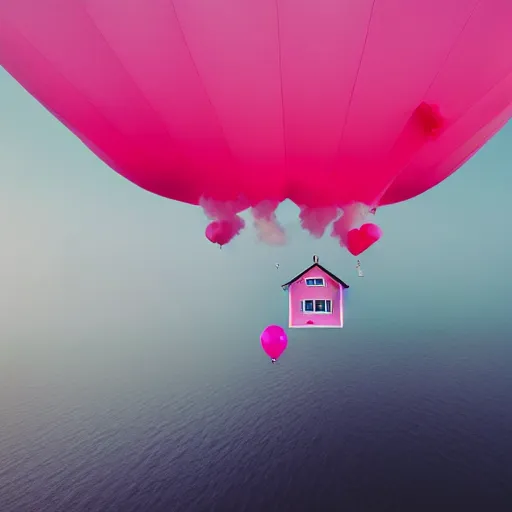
[1,65,511,372]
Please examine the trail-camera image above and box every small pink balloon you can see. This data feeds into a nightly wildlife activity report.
[205,216,245,247]
[346,223,382,256]
[205,220,231,246]
[260,325,288,363]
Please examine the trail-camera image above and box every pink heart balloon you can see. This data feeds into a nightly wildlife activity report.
[346,223,382,256]
[205,220,232,246]
[205,216,245,247]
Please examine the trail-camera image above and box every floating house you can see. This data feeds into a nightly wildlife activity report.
[281,255,349,328]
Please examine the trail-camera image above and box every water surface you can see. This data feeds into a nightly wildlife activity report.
[2,315,511,512]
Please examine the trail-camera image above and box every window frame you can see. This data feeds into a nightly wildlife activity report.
[305,276,325,287]
[300,299,332,314]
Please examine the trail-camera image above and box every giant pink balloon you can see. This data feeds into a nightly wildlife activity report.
[1,1,512,214]
[260,325,288,362]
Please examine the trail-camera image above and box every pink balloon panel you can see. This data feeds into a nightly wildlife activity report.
[260,325,288,361]
[1,0,512,218]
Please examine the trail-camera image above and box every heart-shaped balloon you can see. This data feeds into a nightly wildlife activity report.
[346,223,382,256]
[205,216,245,246]
[205,220,232,246]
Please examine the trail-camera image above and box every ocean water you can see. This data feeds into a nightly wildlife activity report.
[2,315,512,512]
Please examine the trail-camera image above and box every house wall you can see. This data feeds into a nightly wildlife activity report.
[288,267,343,328]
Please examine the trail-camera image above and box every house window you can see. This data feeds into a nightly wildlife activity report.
[305,277,325,287]
[301,299,332,313]
[302,300,314,312]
